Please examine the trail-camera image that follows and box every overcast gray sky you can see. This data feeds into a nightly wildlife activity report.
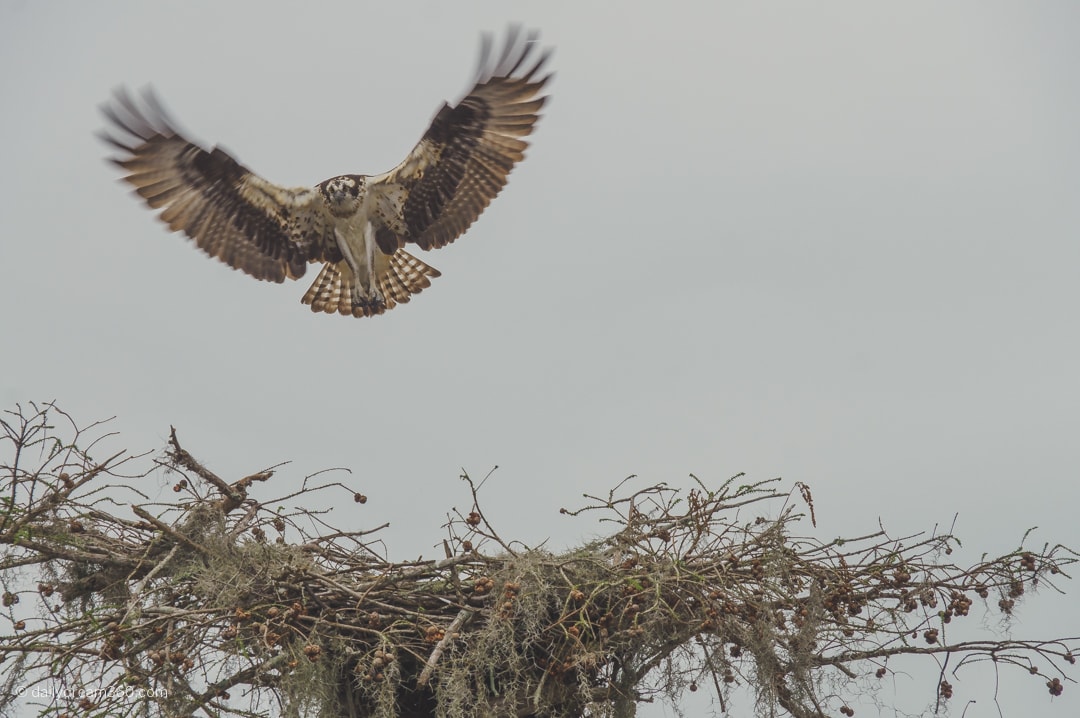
[2,1,1079,715]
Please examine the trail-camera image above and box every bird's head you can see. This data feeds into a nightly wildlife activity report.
[320,175,364,217]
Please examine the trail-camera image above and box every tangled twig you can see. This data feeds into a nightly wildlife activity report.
[0,402,1077,718]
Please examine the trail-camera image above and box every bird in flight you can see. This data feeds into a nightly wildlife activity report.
[101,28,551,318]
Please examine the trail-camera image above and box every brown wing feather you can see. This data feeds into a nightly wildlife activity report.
[101,88,336,283]
[370,27,552,251]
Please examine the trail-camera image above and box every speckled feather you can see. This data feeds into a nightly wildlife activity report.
[100,89,336,283]
[374,26,552,251]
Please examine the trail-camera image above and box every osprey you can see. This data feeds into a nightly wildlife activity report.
[101,28,551,318]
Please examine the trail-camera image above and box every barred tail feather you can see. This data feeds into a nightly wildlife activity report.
[301,262,353,316]
[379,250,441,308]
[301,251,441,318]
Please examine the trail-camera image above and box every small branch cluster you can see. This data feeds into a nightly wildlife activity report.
[0,403,1076,718]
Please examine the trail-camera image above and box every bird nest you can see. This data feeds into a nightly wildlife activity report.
[0,402,1077,718]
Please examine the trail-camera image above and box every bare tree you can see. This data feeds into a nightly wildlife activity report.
[0,402,1076,717]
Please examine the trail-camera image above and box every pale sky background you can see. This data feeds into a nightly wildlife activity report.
[1,2,1078,716]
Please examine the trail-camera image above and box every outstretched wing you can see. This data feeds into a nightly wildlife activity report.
[100,88,337,283]
[369,26,552,252]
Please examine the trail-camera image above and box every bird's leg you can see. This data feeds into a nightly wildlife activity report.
[362,222,383,306]
[334,227,371,308]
